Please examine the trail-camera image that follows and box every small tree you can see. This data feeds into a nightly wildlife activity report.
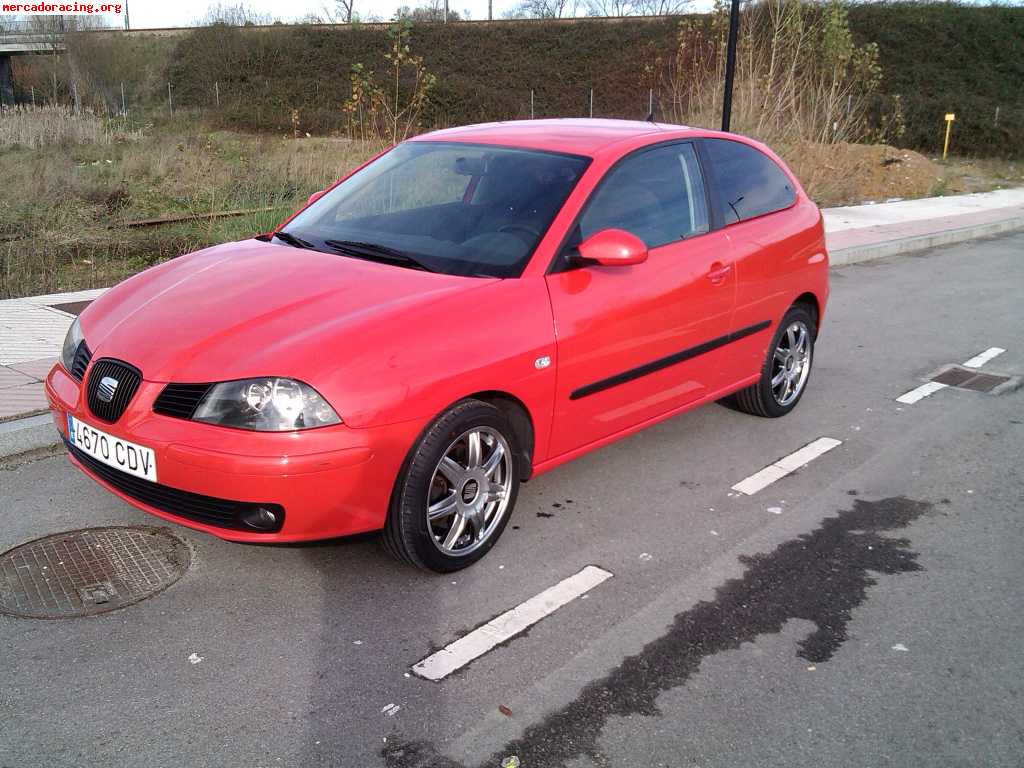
[343,19,436,149]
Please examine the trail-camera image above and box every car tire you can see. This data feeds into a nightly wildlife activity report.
[382,399,520,572]
[734,304,817,418]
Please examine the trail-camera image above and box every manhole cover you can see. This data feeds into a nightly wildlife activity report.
[931,366,1012,393]
[0,527,190,619]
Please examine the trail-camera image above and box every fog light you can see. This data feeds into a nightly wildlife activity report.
[240,506,281,531]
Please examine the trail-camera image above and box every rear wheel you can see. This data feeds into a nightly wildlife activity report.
[735,305,816,418]
[383,399,519,572]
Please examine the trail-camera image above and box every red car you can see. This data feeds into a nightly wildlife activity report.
[46,119,828,572]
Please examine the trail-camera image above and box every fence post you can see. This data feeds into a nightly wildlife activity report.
[530,90,534,120]
[31,86,35,107]
[215,81,220,108]
[648,89,653,118]
[994,106,1000,127]
[589,88,593,118]
[167,82,173,117]
[120,82,126,116]
[72,81,80,113]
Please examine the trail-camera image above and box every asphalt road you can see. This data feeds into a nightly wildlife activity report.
[2,233,1022,768]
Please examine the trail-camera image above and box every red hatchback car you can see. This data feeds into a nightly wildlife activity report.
[47,119,828,572]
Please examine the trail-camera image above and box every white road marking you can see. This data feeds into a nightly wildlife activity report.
[895,381,948,404]
[962,346,1006,368]
[731,437,843,496]
[411,565,613,681]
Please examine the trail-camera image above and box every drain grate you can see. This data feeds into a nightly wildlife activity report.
[931,366,1011,393]
[958,372,1011,392]
[0,527,190,619]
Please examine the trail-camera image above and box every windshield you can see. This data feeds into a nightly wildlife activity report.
[279,141,590,278]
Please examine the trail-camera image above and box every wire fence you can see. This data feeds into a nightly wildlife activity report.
[5,74,1021,161]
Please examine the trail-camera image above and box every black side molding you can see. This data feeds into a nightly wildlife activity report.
[569,320,771,401]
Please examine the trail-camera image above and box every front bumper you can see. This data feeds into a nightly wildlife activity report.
[46,364,422,542]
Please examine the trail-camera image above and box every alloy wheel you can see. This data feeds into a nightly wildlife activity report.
[771,320,812,407]
[426,427,513,557]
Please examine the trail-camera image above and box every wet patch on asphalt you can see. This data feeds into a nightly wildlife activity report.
[383,496,932,768]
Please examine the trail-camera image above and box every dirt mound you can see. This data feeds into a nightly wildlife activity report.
[781,141,950,208]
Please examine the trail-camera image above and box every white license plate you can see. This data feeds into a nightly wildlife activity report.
[67,414,158,482]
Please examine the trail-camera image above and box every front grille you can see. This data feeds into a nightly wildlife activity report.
[153,383,214,420]
[67,442,284,533]
[70,341,92,381]
[86,359,142,423]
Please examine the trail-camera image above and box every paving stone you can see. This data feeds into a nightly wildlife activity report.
[0,383,48,420]
[0,366,36,389]
[9,357,57,382]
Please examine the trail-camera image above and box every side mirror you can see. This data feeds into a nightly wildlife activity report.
[306,189,327,206]
[577,228,648,267]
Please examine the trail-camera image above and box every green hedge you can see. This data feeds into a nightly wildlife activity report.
[166,18,681,134]
[848,2,1024,157]
[161,4,1022,157]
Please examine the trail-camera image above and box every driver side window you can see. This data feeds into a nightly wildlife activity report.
[578,143,710,249]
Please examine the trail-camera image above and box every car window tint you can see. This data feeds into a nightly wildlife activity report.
[579,143,710,249]
[703,138,795,224]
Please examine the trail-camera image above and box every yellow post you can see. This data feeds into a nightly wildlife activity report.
[943,113,956,160]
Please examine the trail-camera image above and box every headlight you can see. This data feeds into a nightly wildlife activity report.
[61,317,84,374]
[192,377,341,431]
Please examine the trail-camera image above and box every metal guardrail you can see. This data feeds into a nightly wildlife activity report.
[0,22,66,54]
[0,19,68,35]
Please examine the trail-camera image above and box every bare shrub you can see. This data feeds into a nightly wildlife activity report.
[660,0,884,145]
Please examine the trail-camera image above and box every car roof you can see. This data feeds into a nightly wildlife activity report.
[410,118,706,157]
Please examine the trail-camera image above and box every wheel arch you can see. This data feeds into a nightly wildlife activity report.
[465,390,536,481]
[792,291,821,334]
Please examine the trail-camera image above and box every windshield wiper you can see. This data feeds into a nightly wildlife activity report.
[323,239,437,273]
[272,231,316,249]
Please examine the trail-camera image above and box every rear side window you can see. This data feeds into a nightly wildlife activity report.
[703,139,795,224]
[578,142,710,249]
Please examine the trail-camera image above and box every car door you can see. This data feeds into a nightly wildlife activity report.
[544,141,737,459]
[699,138,812,387]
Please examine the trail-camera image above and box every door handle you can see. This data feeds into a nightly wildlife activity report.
[707,262,732,284]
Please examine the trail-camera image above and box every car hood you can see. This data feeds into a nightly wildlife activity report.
[82,239,490,384]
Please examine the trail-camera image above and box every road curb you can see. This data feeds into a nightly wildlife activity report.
[0,414,60,460]
[829,216,1024,267]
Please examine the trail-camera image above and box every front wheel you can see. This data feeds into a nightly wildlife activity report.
[382,399,520,572]
[735,305,816,418]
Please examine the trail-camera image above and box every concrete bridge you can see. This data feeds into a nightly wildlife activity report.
[0,21,66,105]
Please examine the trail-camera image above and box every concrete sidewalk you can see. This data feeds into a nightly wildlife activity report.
[825,187,1024,264]
[1,189,1022,454]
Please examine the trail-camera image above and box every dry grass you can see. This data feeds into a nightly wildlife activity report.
[780,141,948,207]
[0,105,145,149]
[0,116,374,298]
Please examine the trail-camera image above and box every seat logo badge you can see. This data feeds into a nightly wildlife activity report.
[97,376,119,403]
[534,356,551,370]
